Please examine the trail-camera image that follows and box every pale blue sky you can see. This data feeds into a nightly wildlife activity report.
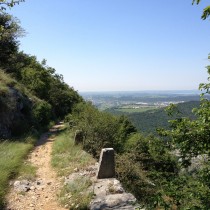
[9,0,210,92]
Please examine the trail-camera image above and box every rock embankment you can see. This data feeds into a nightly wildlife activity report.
[90,178,137,210]
[64,163,139,210]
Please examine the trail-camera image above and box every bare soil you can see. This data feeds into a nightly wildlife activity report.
[6,124,67,210]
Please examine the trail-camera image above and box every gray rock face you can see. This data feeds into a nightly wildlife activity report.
[90,193,136,210]
[90,178,138,210]
[97,148,115,179]
[0,87,33,138]
[93,179,124,197]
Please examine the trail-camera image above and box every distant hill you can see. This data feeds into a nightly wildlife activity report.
[106,101,200,135]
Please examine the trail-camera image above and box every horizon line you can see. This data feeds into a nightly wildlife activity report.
[79,89,200,93]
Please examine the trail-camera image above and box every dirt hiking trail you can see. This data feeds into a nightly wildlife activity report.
[6,123,67,210]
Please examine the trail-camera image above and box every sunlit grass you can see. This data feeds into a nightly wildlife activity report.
[51,128,95,176]
[0,70,16,88]
[18,162,37,181]
[51,127,96,209]
[0,69,38,101]
[59,176,93,210]
[0,141,33,208]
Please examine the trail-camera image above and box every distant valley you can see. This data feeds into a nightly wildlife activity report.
[80,90,202,110]
[81,90,203,134]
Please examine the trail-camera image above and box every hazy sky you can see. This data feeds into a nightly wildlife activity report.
[9,0,210,92]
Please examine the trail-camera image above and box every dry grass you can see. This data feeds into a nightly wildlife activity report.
[51,126,96,209]
[51,128,95,176]
[0,70,16,89]
[0,141,34,208]
[59,176,93,210]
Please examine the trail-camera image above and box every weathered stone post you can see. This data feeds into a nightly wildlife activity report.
[97,148,115,179]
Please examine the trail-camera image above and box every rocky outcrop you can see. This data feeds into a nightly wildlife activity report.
[0,86,33,138]
[90,178,137,210]
[64,163,140,210]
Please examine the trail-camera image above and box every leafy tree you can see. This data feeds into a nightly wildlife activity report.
[0,13,24,70]
[0,0,24,11]
[7,52,40,79]
[159,68,210,167]
[21,66,51,99]
[47,75,82,118]
[5,51,82,119]
[156,6,210,204]
[159,0,210,167]
[116,133,178,207]
[71,102,137,157]
[32,100,52,127]
[114,115,137,152]
[192,0,210,20]
[72,102,117,157]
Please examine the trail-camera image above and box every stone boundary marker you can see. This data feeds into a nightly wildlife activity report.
[97,148,115,179]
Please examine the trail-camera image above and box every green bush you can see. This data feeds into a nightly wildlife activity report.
[32,100,52,127]
[116,153,156,205]
[116,134,178,208]
[71,102,137,158]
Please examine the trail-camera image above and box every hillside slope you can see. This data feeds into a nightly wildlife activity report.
[0,70,41,138]
[106,101,200,134]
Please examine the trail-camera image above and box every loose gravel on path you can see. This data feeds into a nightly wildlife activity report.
[6,124,67,210]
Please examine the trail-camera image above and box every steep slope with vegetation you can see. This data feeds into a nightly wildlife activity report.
[64,1,210,207]
[0,3,82,208]
[0,70,51,137]
[66,102,179,208]
[106,101,200,134]
[66,79,210,209]
[0,12,82,138]
[1,0,210,209]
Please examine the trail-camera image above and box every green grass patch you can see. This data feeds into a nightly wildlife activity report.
[18,162,37,181]
[51,128,95,176]
[0,70,17,88]
[51,127,96,208]
[0,69,40,103]
[0,140,33,208]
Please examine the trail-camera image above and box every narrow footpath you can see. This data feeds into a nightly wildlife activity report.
[6,124,66,210]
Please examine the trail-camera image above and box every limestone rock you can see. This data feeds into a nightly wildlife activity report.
[14,180,31,192]
[93,178,124,197]
[90,193,136,210]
